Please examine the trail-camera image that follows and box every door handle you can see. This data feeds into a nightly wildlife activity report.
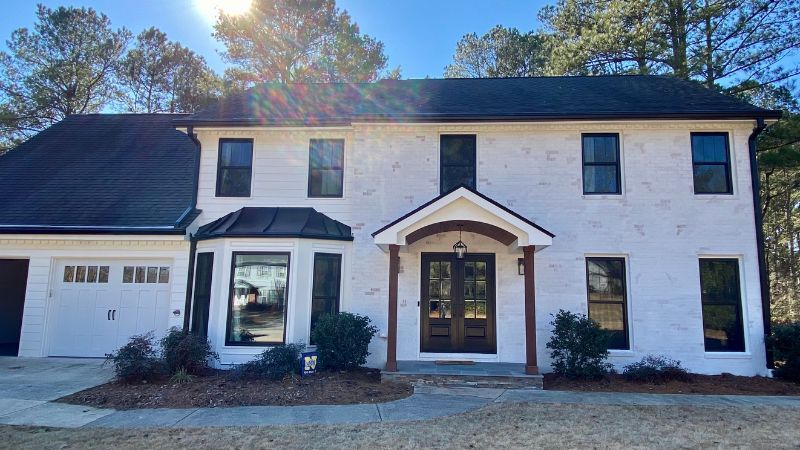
[107,310,111,320]
[112,310,116,320]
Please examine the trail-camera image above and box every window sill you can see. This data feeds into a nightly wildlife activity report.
[608,350,636,357]
[704,352,751,359]
[581,194,625,200]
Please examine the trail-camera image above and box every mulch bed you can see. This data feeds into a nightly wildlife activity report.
[57,368,412,410]
[544,372,800,396]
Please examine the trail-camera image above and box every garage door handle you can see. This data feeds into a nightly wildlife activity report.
[112,310,116,320]
[107,310,111,321]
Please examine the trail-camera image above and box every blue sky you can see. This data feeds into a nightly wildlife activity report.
[0,0,548,79]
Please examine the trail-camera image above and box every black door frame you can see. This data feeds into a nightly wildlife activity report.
[420,252,496,354]
[0,258,29,356]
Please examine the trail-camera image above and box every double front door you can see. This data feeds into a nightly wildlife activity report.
[421,253,496,353]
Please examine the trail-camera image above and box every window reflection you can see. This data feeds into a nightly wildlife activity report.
[228,253,290,345]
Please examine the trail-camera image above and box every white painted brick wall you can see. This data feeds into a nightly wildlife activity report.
[194,120,767,375]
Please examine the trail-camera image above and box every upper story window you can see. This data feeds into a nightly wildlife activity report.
[586,257,629,350]
[692,133,732,194]
[216,139,253,197]
[699,258,745,352]
[308,139,344,198]
[582,133,621,195]
[440,135,476,193]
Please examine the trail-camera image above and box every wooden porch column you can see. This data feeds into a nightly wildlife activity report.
[386,244,400,372]
[523,245,539,375]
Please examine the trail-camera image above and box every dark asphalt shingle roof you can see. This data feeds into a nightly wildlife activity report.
[177,75,781,126]
[195,207,353,241]
[0,114,198,233]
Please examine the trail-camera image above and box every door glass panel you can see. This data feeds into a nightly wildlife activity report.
[135,267,146,283]
[429,280,441,298]
[98,266,110,283]
[439,300,451,318]
[464,261,475,279]
[476,281,487,299]
[440,280,451,299]
[464,300,476,319]
[441,261,451,279]
[476,301,487,319]
[147,267,158,283]
[429,261,440,279]
[429,300,440,318]
[87,266,98,283]
[476,261,486,280]
[75,266,86,283]
[63,266,75,282]
[464,281,475,298]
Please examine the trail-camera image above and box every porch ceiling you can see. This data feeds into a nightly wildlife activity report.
[372,186,554,251]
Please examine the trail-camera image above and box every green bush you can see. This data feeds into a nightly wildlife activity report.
[767,323,800,383]
[105,332,163,382]
[623,355,692,383]
[546,310,612,379]
[160,328,218,375]
[233,343,304,380]
[170,367,194,384]
[311,312,378,370]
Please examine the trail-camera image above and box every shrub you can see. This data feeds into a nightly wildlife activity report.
[160,328,218,375]
[546,310,612,379]
[623,355,692,383]
[311,312,378,370]
[170,367,194,384]
[105,332,163,382]
[233,343,304,380]
[767,323,800,383]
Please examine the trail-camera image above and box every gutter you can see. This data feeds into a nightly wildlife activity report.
[748,117,773,369]
[182,125,202,331]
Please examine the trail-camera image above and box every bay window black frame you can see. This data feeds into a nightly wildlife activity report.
[585,256,630,350]
[216,138,253,197]
[310,252,343,344]
[691,132,732,195]
[581,133,621,195]
[308,139,345,198]
[225,251,290,347]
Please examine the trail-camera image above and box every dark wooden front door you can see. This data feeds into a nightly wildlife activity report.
[421,253,496,353]
[0,259,29,356]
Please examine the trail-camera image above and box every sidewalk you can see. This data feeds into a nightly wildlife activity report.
[1,384,799,429]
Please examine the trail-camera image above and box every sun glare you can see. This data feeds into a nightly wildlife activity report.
[195,0,252,21]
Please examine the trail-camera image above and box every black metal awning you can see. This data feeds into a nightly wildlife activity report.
[195,207,353,241]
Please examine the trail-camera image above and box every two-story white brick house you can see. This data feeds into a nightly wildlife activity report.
[0,76,782,376]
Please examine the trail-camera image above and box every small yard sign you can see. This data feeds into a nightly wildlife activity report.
[301,351,318,376]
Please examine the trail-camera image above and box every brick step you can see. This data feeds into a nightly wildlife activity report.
[382,372,543,390]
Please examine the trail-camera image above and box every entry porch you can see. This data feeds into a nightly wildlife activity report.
[372,186,554,375]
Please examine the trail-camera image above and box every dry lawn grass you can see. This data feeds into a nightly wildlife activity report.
[2,402,800,449]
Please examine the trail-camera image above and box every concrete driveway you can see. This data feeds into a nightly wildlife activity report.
[0,357,114,427]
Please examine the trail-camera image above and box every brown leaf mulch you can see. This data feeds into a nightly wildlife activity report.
[544,372,800,396]
[56,368,412,410]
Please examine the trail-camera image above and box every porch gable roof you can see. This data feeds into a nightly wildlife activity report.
[372,185,554,249]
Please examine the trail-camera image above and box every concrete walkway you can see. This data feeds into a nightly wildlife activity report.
[1,357,799,429]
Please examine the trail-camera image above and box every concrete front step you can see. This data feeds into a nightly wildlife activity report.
[382,372,543,389]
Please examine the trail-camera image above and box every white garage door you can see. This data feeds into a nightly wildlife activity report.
[49,260,172,357]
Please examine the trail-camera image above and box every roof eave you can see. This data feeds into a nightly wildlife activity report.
[176,110,783,127]
[0,226,188,236]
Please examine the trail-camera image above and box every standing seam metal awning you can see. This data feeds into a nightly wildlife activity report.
[194,207,353,241]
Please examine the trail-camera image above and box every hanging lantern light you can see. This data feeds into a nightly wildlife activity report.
[453,224,468,259]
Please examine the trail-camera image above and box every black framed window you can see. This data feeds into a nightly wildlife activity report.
[310,253,342,344]
[440,135,476,193]
[586,257,629,350]
[582,133,621,194]
[692,133,732,194]
[227,252,290,346]
[216,139,253,197]
[309,139,344,197]
[190,252,214,338]
[699,259,745,352]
